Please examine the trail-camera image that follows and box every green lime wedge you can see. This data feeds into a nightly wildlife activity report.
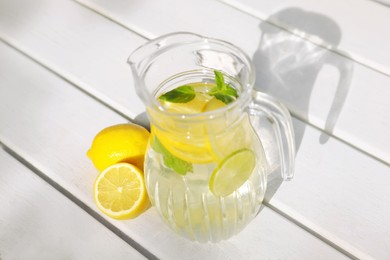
[209,148,256,197]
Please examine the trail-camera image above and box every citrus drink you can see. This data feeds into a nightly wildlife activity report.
[145,71,268,242]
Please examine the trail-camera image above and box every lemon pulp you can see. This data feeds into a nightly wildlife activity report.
[94,163,149,219]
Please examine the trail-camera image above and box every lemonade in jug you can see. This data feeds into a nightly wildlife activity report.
[128,32,295,242]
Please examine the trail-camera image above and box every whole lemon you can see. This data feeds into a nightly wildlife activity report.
[87,123,150,171]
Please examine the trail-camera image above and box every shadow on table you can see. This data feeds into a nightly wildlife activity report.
[134,112,150,131]
[253,7,354,205]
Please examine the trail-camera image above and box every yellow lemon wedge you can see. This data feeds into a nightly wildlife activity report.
[160,92,212,114]
[203,97,226,112]
[150,123,215,164]
[94,163,149,219]
[87,123,150,171]
[209,149,256,197]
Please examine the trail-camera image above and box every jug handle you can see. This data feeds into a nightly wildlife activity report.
[248,91,295,180]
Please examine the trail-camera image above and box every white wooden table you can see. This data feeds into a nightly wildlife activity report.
[1,0,389,259]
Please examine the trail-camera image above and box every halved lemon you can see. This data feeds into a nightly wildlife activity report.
[94,163,149,219]
[209,149,256,197]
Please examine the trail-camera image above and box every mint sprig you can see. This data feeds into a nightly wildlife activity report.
[209,70,238,104]
[158,70,238,105]
[152,137,193,175]
[158,85,195,103]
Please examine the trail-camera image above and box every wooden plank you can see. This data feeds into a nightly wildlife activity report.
[1,0,386,165]
[271,117,390,259]
[0,39,348,259]
[0,149,146,259]
[220,0,390,76]
[0,0,146,119]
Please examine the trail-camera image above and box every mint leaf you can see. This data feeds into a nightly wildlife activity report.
[213,93,236,104]
[223,84,238,97]
[152,137,193,175]
[214,70,225,89]
[159,85,195,103]
[210,70,238,104]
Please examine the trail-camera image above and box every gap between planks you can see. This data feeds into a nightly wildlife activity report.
[263,202,358,260]
[73,0,155,40]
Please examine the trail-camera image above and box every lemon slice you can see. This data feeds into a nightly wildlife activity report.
[209,149,256,197]
[160,92,212,114]
[94,163,149,219]
[203,97,226,112]
[152,92,217,164]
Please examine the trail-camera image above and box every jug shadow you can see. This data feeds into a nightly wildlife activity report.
[253,7,353,206]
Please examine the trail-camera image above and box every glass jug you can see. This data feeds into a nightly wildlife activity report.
[128,32,295,242]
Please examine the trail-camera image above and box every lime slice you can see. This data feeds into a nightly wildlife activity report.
[209,148,256,197]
